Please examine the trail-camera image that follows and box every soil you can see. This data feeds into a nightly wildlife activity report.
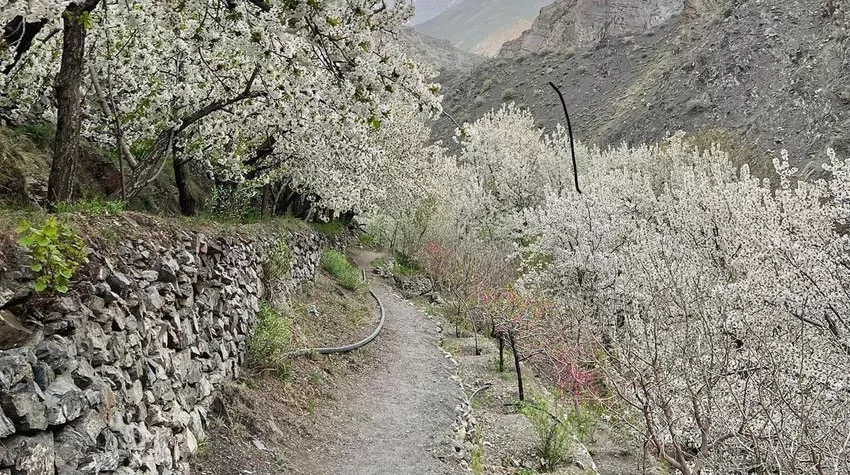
[442,332,661,475]
[191,249,465,475]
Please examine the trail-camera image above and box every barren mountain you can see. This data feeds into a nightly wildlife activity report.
[410,0,459,25]
[415,0,553,56]
[437,0,850,179]
[397,27,484,77]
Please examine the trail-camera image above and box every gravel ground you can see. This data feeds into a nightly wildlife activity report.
[296,249,464,474]
[192,250,465,475]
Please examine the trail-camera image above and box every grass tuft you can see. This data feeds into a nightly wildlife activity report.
[54,197,125,216]
[310,220,346,235]
[321,249,363,291]
[247,300,292,368]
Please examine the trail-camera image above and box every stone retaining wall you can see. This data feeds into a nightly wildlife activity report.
[0,219,323,474]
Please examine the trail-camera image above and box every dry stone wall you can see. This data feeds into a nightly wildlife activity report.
[0,219,324,474]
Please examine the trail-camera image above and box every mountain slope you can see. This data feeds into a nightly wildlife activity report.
[410,0,460,25]
[437,0,850,180]
[415,0,553,56]
[398,27,484,76]
[500,0,685,57]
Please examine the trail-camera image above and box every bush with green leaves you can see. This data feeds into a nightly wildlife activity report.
[321,249,363,291]
[16,217,88,293]
[247,300,292,368]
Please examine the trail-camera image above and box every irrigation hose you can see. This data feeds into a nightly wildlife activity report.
[297,268,387,356]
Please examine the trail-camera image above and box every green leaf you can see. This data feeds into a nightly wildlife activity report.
[33,280,48,292]
[55,284,69,294]
[29,263,43,272]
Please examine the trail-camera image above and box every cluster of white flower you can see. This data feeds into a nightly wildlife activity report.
[1,0,440,214]
[383,104,850,473]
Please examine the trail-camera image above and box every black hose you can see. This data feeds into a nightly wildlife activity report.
[308,269,387,355]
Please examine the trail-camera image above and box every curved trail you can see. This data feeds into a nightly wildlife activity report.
[292,250,464,475]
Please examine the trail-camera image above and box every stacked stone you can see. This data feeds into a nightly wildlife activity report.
[0,227,323,474]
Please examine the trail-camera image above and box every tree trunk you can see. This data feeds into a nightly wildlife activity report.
[498,336,505,373]
[508,330,525,401]
[173,158,196,216]
[48,0,100,207]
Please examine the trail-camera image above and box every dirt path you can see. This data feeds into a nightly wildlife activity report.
[290,249,464,475]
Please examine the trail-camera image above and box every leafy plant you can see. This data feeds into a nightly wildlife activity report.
[247,300,292,368]
[321,249,363,291]
[17,217,88,293]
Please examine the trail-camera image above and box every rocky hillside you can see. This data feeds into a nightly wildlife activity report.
[397,27,484,77]
[415,0,553,56]
[500,0,686,57]
[437,0,850,179]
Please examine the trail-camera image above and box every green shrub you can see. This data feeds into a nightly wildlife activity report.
[321,249,363,291]
[54,197,125,215]
[17,217,88,293]
[247,300,292,368]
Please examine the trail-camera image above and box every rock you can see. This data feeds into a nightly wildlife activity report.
[158,259,180,284]
[43,374,86,426]
[0,349,34,391]
[144,287,164,311]
[79,430,120,472]
[74,409,107,443]
[1,432,54,475]
[0,309,34,350]
[567,442,599,474]
[106,273,132,294]
[1,381,47,431]
[54,426,90,475]
[35,335,77,370]
[0,407,15,438]
[31,362,54,391]
[180,429,198,455]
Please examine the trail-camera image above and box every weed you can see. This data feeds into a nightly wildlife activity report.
[357,231,377,247]
[310,220,346,235]
[392,251,420,276]
[196,439,209,456]
[440,338,461,356]
[17,217,88,293]
[16,123,55,148]
[321,249,363,291]
[470,432,485,475]
[309,370,325,386]
[518,396,573,469]
[518,395,601,469]
[515,469,538,475]
[54,197,125,216]
[266,239,293,284]
[247,300,292,368]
